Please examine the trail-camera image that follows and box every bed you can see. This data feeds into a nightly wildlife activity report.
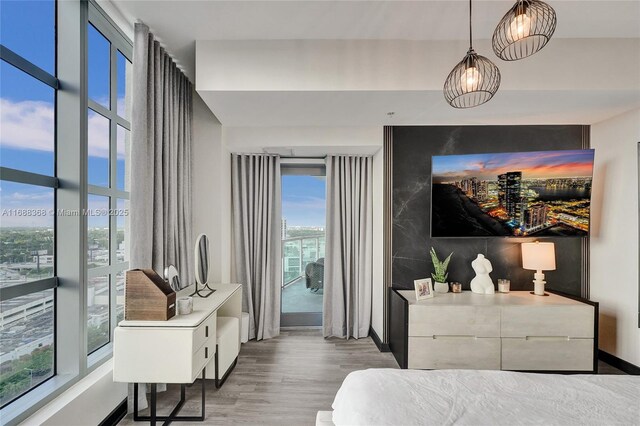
[319,369,640,426]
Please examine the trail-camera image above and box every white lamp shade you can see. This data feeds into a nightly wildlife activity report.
[521,242,556,271]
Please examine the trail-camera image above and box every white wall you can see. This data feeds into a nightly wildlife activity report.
[219,126,385,338]
[192,90,229,283]
[590,108,640,366]
[22,361,126,426]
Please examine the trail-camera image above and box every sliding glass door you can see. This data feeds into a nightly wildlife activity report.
[280,162,326,327]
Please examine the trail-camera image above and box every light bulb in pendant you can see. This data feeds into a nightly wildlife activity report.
[460,66,482,93]
[509,12,532,41]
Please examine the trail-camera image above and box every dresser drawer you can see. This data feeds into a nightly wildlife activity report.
[408,336,501,370]
[193,313,217,353]
[502,337,593,371]
[191,343,212,381]
[501,305,594,338]
[409,305,500,337]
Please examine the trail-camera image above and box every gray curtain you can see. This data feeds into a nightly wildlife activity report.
[231,154,282,340]
[130,23,193,288]
[324,155,373,339]
[128,23,193,411]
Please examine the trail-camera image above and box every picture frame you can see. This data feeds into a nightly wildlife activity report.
[414,278,434,300]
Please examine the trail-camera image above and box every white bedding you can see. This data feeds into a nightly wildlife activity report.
[331,369,640,426]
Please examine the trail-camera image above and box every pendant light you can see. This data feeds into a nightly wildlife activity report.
[444,0,501,109]
[492,0,557,61]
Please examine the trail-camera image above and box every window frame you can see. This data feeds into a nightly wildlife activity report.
[0,0,59,410]
[86,5,132,356]
[0,1,133,424]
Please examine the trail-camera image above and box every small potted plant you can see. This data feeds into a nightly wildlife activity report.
[430,247,453,294]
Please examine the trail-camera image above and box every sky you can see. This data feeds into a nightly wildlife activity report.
[282,175,326,228]
[1,2,130,227]
[432,150,595,183]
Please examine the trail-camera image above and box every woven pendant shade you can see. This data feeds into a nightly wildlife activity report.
[444,0,501,108]
[492,0,557,61]
[444,49,501,108]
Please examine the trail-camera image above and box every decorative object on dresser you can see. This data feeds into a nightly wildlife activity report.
[192,233,216,298]
[176,296,194,315]
[497,279,511,293]
[429,247,453,293]
[388,289,598,372]
[521,241,556,296]
[470,254,495,294]
[125,269,176,321]
[414,278,434,300]
[164,264,182,291]
[492,0,557,62]
[450,282,462,293]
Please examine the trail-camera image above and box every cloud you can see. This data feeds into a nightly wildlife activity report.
[1,98,126,159]
[0,99,54,152]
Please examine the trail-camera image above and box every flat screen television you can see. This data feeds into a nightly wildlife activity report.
[431,149,595,237]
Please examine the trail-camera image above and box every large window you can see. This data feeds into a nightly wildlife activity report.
[86,11,131,355]
[0,0,57,408]
[0,1,132,422]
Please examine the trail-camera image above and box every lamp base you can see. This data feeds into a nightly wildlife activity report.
[530,291,549,297]
[532,271,548,296]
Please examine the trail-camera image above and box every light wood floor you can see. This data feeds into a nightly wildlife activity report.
[118,329,398,425]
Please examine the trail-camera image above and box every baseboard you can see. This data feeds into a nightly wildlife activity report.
[599,350,640,375]
[369,326,390,352]
[99,398,127,426]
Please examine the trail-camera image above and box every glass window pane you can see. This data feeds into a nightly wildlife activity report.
[0,289,55,406]
[281,175,326,316]
[0,61,55,176]
[116,51,131,120]
[88,109,110,187]
[87,195,110,268]
[0,181,54,287]
[116,126,129,191]
[116,198,129,263]
[116,270,125,324]
[0,0,55,74]
[88,24,110,109]
[87,275,110,354]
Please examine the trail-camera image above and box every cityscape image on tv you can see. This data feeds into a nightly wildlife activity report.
[431,149,595,237]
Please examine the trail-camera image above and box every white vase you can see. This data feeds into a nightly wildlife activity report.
[434,282,449,294]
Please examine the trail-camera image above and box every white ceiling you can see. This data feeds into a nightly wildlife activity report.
[109,1,640,81]
[106,0,640,126]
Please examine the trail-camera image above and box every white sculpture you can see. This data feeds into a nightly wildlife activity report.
[470,254,495,294]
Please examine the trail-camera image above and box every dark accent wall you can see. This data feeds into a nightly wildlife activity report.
[392,125,589,297]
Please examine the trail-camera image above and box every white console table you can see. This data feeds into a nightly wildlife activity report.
[389,290,598,373]
[113,283,242,424]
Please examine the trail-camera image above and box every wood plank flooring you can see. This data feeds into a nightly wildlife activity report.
[118,329,398,425]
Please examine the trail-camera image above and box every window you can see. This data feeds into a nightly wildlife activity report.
[0,1,133,422]
[0,0,57,408]
[280,165,327,327]
[86,13,132,356]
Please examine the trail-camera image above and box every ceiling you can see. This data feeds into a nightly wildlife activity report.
[108,0,640,81]
[106,0,640,126]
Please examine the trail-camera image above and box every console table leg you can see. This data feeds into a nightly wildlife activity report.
[150,383,157,426]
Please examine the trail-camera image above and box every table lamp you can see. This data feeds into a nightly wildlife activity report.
[521,241,556,296]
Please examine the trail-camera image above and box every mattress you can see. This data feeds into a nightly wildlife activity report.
[331,369,640,426]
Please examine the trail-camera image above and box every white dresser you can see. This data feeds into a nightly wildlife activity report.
[113,283,242,424]
[390,290,597,373]
[113,283,242,383]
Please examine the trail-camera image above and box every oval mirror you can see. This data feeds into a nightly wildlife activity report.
[194,234,209,286]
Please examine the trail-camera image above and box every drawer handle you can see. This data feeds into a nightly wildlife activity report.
[205,347,208,359]
[206,326,209,338]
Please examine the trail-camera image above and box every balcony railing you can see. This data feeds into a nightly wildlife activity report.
[282,234,325,287]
